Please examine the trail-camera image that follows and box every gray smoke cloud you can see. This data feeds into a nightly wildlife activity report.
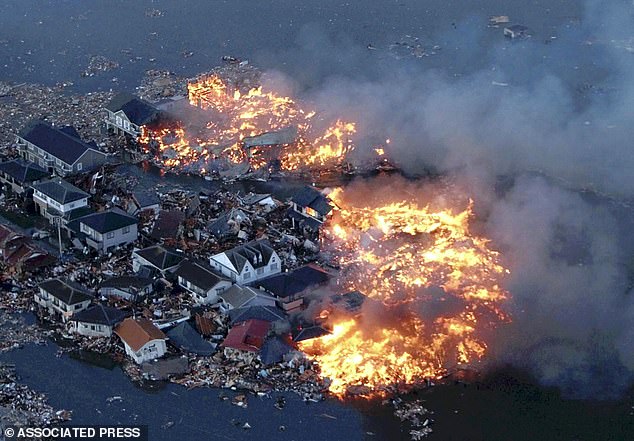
[260,0,634,398]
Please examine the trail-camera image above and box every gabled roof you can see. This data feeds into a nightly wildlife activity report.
[132,190,160,208]
[219,285,276,310]
[229,305,287,325]
[105,93,160,126]
[175,260,229,290]
[114,317,166,352]
[133,245,184,270]
[287,208,323,230]
[292,324,331,342]
[32,178,89,204]
[77,210,137,234]
[19,120,100,165]
[166,321,216,356]
[215,239,275,273]
[258,264,331,299]
[290,186,333,216]
[221,319,270,353]
[0,159,49,184]
[39,278,93,305]
[208,208,249,239]
[72,304,128,326]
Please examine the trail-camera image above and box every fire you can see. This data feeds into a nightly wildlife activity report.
[139,74,356,172]
[299,180,510,396]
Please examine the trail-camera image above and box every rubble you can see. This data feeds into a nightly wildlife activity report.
[81,55,120,78]
[388,398,434,440]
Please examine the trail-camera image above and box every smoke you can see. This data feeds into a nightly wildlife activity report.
[261,0,634,398]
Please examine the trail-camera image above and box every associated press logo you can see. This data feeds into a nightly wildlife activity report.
[4,427,15,438]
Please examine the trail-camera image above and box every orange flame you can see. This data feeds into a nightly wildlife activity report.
[299,183,510,396]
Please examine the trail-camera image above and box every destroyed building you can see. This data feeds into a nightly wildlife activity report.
[114,317,168,364]
[16,120,108,176]
[256,264,331,312]
[287,186,334,232]
[132,245,184,276]
[98,275,155,302]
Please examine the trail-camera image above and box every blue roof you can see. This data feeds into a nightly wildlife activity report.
[258,265,331,299]
[106,93,160,126]
[0,159,49,184]
[166,321,216,356]
[19,121,99,165]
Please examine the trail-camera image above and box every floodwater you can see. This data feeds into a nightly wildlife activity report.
[1,1,633,440]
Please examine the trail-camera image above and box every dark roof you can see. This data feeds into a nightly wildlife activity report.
[222,239,275,273]
[259,336,294,365]
[287,208,323,230]
[0,159,49,184]
[258,265,330,299]
[19,121,98,165]
[229,305,287,325]
[98,275,154,290]
[219,285,275,309]
[105,93,160,126]
[77,210,137,234]
[134,245,184,270]
[292,324,330,342]
[208,208,248,239]
[290,186,333,216]
[132,190,160,208]
[151,210,185,240]
[72,304,128,326]
[166,321,216,356]
[175,260,229,290]
[39,278,93,305]
[32,178,89,204]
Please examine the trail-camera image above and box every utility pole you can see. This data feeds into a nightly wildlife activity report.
[54,216,63,258]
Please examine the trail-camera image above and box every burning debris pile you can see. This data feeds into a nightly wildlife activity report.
[139,65,356,174]
[300,179,511,396]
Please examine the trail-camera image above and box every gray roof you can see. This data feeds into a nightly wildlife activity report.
[32,178,89,204]
[39,278,93,305]
[229,305,287,325]
[105,93,160,126]
[222,239,275,273]
[219,285,275,309]
[175,260,229,290]
[150,210,185,240]
[242,126,297,148]
[132,190,160,208]
[0,159,49,184]
[166,321,216,356]
[208,208,248,239]
[98,275,154,290]
[19,121,99,165]
[134,245,184,270]
[77,210,137,234]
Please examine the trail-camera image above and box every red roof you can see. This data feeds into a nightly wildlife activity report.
[222,319,270,353]
[114,317,167,352]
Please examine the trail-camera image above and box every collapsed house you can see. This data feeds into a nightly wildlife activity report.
[287,186,334,233]
[256,264,331,312]
[114,317,168,364]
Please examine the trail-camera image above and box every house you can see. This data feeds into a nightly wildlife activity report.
[129,190,160,216]
[32,178,90,226]
[287,186,333,231]
[256,264,331,312]
[0,159,49,195]
[104,93,161,138]
[4,242,55,274]
[207,208,250,241]
[114,317,168,364]
[228,305,287,326]
[150,210,185,242]
[132,245,184,276]
[166,321,216,356]
[68,209,138,253]
[504,24,531,39]
[174,259,232,305]
[218,285,277,312]
[209,239,281,284]
[35,278,93,320]
[221,319,270,357]
[71,304,128,337]
[0,225,28,259]
[98,275,154,302]
[16,121,108,176]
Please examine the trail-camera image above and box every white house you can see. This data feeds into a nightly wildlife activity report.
[70,209,138,253]
[71,304,128,337]
[104,93,161,138]
[98,275,155,302]
[209,240,281,284]
[174,259,232,305]
[218,285,277,313]
[32,178,90,225]
[16,121,108,176]
[114,317,167,364]
[35,278,94,321]
[132,245,184,276]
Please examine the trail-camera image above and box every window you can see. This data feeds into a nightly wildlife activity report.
[243,272,251,280]
[76,163,82,171]
[106,231,115,239]
[257,268,264,275]
[122,226,130,234]
[90,325,96,331]
[270,263,278,270]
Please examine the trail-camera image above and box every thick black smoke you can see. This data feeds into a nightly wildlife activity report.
[263,0,634,398]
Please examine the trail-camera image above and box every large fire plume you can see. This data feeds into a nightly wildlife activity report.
[139,74,356,172]
[299,180,511,396]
